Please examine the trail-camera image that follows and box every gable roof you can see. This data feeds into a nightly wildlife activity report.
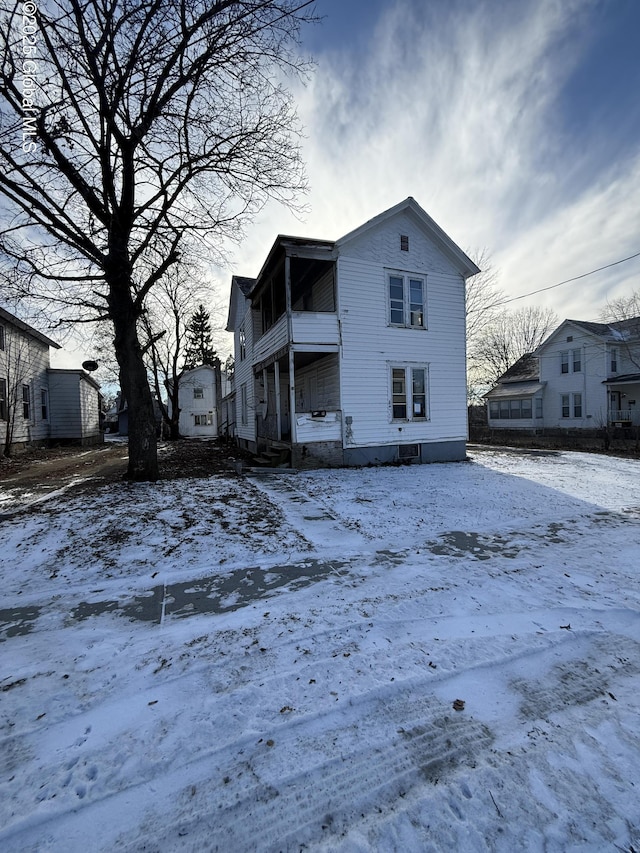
[537,316,640,352]
[336,197,480,279]
[496,353,540,383]
[0,305,61,349]
[226,275,257,332]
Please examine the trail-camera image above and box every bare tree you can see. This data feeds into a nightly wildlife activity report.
[601,290,640,371]
[140,264,211,441]
[473,306,558,388]
[0,0,315,479]
[465,250,504,403]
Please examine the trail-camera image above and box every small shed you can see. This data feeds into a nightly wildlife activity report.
[47,369,102,445]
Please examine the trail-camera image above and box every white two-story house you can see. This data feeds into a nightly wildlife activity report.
[226,197,479,468]
[485,316,640,431]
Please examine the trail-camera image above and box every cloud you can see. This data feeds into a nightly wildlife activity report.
[216,0,640,344]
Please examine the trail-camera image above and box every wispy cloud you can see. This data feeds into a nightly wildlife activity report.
[218,0,640,333]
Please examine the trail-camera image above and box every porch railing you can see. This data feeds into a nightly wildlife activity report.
[609,410,640,426]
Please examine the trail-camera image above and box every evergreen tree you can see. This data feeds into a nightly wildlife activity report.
[183,305,217,369]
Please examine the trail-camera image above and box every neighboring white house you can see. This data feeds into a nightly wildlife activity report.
[0,306,103,452]
[226,197,480,468]
[169,364,220,438]
[485,317,640,431]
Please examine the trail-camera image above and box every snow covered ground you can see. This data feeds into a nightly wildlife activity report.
[1,446,639,852]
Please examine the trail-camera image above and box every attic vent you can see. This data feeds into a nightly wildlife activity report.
[567,335,573,342]
[400,235,409,251]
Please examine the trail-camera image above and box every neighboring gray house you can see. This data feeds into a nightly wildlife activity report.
[226,197,479,468]
[486,316,640,431]
[0,306,102,452]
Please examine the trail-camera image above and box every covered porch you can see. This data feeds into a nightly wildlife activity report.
[254,348,342,467]
[606,375,640,427]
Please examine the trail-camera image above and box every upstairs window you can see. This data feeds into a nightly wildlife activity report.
[239,326,246,361]
[193,387,204,399]
[0,325,5,351]
[388,273,426,329]
[610,347,618,373]
[400,235,409,251]
[572,349,581,372]
[560,351,569,374]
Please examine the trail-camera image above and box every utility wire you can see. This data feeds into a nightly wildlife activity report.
[498,251,640,306]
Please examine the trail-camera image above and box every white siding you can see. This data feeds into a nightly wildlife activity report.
[291,313,340,346]
[294,354,340,412]
[538,324,607,428]
[336,226,467,450]
[0,324,51,447]
[234,299,256,443]
[177,366,218,437]
[48,371,101,440]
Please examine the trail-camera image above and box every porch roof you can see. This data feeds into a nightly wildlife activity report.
[603,373,640,385]
[485,382,545,400]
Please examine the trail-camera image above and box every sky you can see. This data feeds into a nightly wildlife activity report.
[208,0,640,354]
[50,0,640,369]
[2,446,640,849]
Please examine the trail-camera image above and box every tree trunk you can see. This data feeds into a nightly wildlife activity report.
[108,275,159,481]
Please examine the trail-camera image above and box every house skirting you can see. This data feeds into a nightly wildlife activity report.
[343,440,466,467]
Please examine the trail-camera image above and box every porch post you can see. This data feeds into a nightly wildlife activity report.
[289,348,297,444]
[274,360,281,440]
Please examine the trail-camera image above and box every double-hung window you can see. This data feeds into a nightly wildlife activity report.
[561,393,582,418]
[239,326,246,361]
[0,325,5,351]
[193,386,204,400]
[41,388,49,421]
[0,378,6,420]
[388,273,426,329]
[240,383,248,425]
[610,347,618,373]
[22,384,30,420]
[572,349,581,372]
[391,365,428,420]
[560,351,569,374]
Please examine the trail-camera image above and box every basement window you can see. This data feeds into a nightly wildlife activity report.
[398,443,419,460]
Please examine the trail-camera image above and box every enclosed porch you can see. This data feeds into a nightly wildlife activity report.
[606,376,640,427]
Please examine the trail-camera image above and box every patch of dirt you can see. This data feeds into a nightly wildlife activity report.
[0,438,250,507]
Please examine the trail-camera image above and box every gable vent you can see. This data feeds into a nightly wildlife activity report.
[400,235,409,251]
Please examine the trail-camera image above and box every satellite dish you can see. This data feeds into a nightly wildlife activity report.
[82,360,99,372]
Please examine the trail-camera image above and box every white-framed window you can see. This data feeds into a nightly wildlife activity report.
[193,386,204,399]
[194,413,213,426]
[240,383,248,425]
[391,365,428,421]
[572,349,581,372]
[40,388,49,421]
[239,326,246,361]
[561,393,582,418]
[610,347,618,373]
[535,397,543,419]
[22,384,30,420]
[388,273,426,329]
[573,393,582,418]
[0,378,6,420]
[560,351,569,374]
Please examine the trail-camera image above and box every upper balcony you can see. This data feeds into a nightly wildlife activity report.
[251,245,337,364]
